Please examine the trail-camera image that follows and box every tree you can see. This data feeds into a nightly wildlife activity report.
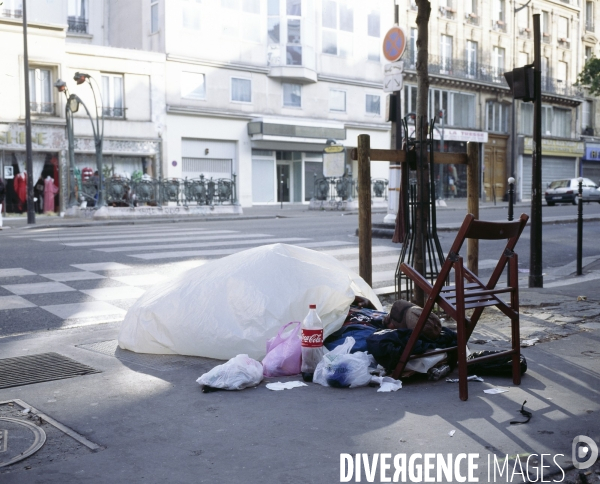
[577,57,600,96]
[413,0,431,307]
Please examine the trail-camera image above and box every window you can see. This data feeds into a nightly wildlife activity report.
[518,52,528,67]
[517,6,529,35]
[287,0,301,16]
[367,10,380,62]
[439,0,454,20]
[286,0,302,65]
[231,78,251,102]
[582,100,593,131]
[542,11,550,41]
[409,28,417,67]
[151,0,159,33]
[101,74,124,117]
[222,0,260,42]
[29,68,53,115]
[465,0,478,25]
[552,107,571,137]
[557,62,568,84]
[492,0,505,31]
[558,16,569,44]
[182,0,201,30]
[330,90,346,112]
[283,83,301,107]
[585,46,593,62]
[486,102,508,132]
[586,2,594,32]
[405,85,475,128]
[322,0,354,58]
[366,94,380,115]
[440,35,453,73]
[452,93,475,128]
[522,104,572,137]
[2,0,22,18]
[181,72,206,100]
[466,40,477,77]
[492,46,505,80]
[68,0,88,33]
[267,0,280,66]
[520,103,533,136]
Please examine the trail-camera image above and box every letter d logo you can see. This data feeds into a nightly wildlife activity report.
[572,435,599,470]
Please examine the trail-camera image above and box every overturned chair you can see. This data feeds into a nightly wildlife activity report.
[392,213,530,400]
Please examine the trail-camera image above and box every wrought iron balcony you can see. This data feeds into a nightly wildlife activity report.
[30,102,55,115]
[102,107,125,118]
[2,9,22,18]
[67,16,88,34]
[586,21,594,32]
[541,76,582,98]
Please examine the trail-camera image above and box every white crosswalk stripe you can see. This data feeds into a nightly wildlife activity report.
[64,232,272,247]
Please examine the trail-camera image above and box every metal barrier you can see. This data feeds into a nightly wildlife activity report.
[311,175,388,204]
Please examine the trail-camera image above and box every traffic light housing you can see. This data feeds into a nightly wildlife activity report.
[504,66,535,102]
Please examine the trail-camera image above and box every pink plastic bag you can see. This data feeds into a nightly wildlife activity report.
[262,322,302,377]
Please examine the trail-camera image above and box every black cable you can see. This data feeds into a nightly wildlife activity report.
[510,400,532,424]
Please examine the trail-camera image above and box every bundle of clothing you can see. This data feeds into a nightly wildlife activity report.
[324,297,457,373]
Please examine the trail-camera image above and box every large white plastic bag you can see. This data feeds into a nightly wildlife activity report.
[118,243,381,360]
[313,337,374,388]
[196,354,263,390]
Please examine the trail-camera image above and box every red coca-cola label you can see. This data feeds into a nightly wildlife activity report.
[301,329,323,347]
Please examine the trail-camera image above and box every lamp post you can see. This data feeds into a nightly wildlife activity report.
[577,176,584,276]
[54,80,78,208]
[73,72,105,207]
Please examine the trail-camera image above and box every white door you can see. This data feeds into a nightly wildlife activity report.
[252,158,275,203]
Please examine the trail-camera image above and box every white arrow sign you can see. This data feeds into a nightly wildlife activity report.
[383,61,404,93]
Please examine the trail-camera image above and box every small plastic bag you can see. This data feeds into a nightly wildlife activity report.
[196,354,263,390]
[262,322,302,377]
[313,337,374,388]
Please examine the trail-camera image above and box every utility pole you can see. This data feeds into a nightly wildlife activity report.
[529,14,543,288]
[22,0,35,224]
[413,0,431,307]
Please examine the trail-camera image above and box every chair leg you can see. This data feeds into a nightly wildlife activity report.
[511,314,521,385]
[455,260,468,401]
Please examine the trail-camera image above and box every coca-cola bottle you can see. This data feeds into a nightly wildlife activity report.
[301,304,324,382]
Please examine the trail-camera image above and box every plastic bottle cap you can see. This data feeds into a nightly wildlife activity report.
[309,304,316,309]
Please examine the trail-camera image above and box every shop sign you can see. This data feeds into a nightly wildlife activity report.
[0,123,65,151]
[523,137,585,157]
[408,127,488,143]
[584,144,600,161]
[323,145,345,178]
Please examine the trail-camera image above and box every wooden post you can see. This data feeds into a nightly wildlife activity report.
[466,141,480,275]
[357,134,372,287]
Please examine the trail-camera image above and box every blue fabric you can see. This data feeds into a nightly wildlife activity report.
[324,324,379,353]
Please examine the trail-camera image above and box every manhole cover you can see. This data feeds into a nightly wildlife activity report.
[77,340,220,372]
[0,353,100,389]
[0,417,46,468]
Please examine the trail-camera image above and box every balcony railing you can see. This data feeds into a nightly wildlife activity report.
[30,102,55,115]
[67,16,88,34]
[518,27,531,39]
[586,21,594,32]
[439,6,455,20]
[492,20,507,32]
[541,76,582,98]
[311,175,387,207]
[542,33,551,44]
[465,13,479,26]
[2,9,22,18]
[102,107,125,118]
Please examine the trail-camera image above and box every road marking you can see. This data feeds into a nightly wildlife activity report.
[28,229,234,243]
[71,262,132,271]
[2,282,77,296]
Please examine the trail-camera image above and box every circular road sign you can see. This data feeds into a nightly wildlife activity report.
[382,26,407,62]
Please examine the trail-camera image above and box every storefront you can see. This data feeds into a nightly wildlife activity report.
[0,122,65,214]
[582,143,600,184]
[520,138,584,200]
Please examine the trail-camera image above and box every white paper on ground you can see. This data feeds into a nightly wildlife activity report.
[521,338,539,347]
[448,430,456,437]
[483,387,510,394]
[266,381,308,391]
[370,376,403,392]
[446,375,485,383]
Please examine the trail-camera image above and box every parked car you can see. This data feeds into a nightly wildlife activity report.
[545,178,600,206]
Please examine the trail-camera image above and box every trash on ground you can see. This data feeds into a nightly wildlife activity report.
[301,304,325,383]
[313,337,374,388]
[406,353,446,374]
[518,268,530,273]
[196,354,263,391]
[427,364,451,381]
[21,408,31,414]
[266,381,308,391]
[468,350,527,376]
[262,321,302,377]
[370,376,402,392]
[510,400,533,424]
[577,295,588,301]
[449,430,456,437]
[521,338,539,347]
[446,375,484,383]
[483,387,510,394]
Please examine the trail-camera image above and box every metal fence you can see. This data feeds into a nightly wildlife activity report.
[311,175,388,204]
[79,174,237,208]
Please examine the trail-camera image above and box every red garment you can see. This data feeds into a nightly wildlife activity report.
[44,177,59,213]
[14,173,27,211]
[81,167,93,181]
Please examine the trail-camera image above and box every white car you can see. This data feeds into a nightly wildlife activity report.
[545,178,600,206]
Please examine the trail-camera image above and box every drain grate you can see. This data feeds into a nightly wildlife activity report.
[77,340,219,372]
[0,353,100,389]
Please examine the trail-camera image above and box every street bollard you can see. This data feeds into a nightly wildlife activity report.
[507,177,515,285]
[577,177,583,276]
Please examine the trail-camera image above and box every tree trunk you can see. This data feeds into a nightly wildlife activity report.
[413,0,431,307]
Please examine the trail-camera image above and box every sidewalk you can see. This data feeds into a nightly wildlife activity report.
[0,265,599,482]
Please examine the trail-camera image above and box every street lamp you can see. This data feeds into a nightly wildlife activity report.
[72,71,105,207]
[54,79,78,208]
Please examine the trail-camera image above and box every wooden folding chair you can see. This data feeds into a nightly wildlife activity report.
[392,213,529,401]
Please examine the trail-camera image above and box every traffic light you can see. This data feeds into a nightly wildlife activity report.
[504,66,535,102]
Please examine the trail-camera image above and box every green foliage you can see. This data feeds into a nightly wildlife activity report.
[131,170,143,182]
[577,57,600,96]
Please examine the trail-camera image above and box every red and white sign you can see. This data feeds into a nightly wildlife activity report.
[382,26,407,62]
[301,329,323,347]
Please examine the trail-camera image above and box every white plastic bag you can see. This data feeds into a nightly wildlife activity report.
[313,337,374,388]
[196,354,263,390]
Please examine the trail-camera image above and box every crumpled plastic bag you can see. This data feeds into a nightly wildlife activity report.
[313,337,374,388]
[370,375,403,392]
[262,322,301,377]
[196,354,263,390]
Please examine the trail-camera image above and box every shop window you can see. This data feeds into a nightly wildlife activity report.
[68,0,88,33]
[330,89,346,112]
[222,0,260,42]
[151,0,159,33]
[366,94,380,115]
[181,72,206,100]
[231,77,251,103]
[29,68,54,115]
[101,74,124,118]
[182,0,201,30]
[283,83,301,107]
[486,102,508,133]
[322,0,353,58]
[367,10,380,62]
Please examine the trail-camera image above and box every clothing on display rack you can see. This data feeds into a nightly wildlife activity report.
[13,172,27,212]
[44,176,59,213]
